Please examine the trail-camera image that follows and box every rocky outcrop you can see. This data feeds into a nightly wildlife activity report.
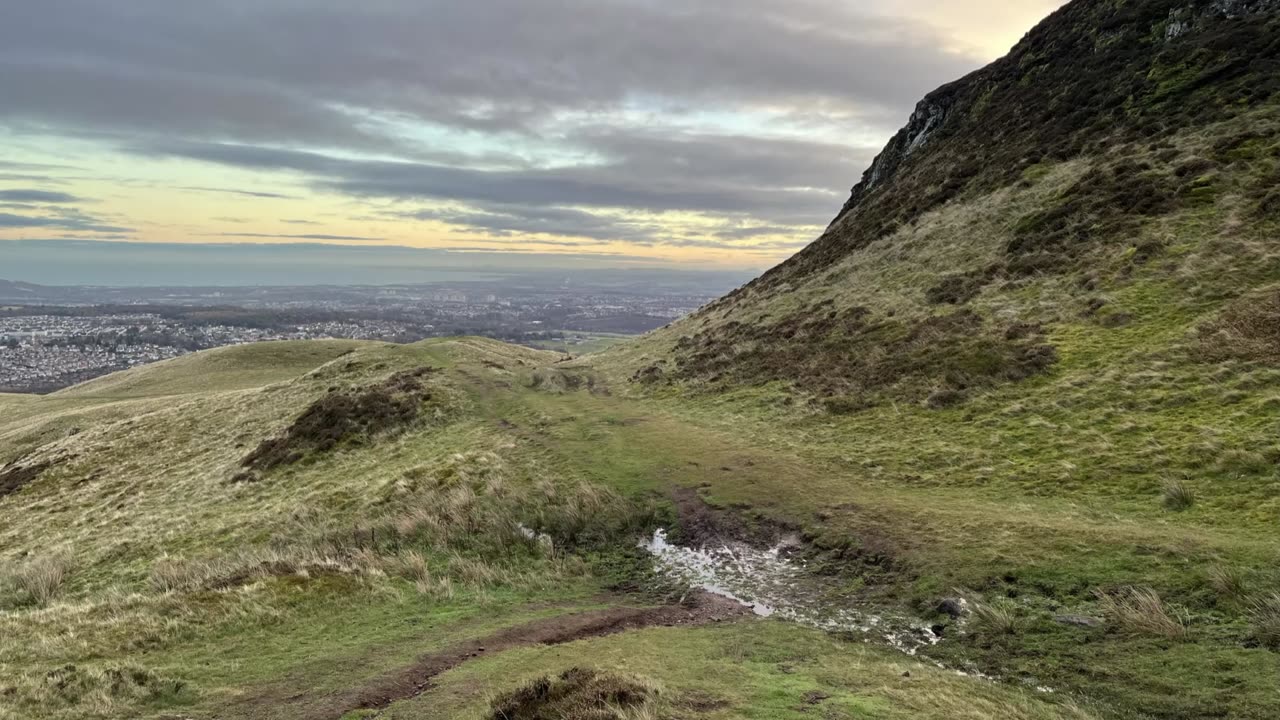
[822,0,1280,234]
[829,83,966,227]
[1166,0,1279,41]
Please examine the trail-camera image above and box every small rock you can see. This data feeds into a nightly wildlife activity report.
[936,598,966,619]
[803,691,831,705]
[902,671,911,678]
[1054,615,1103,628]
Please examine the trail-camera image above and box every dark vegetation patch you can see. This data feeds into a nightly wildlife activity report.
[1198,288,1280,363]
[0,459,54,499]
[1004,160,1185,276]
[924,266,1003,305]
[643,308,1056,410]
[488,667,657,720]
[703,1,1280,300]
[528,368,608,395]
[239,367,437,475]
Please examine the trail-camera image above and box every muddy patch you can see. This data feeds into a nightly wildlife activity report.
[670,486,784,548]
[643,528,941,657]
[240,593,747,720]
[0,459,55,499]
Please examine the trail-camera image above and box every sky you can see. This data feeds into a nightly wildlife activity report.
[0,0,1066,273]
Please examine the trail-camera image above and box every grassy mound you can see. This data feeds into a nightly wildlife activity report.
[488,668,659,720]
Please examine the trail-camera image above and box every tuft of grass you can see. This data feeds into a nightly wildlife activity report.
[1161,480,1196,512]
[1207,565,1249,603]
[970,600,1022,635]
[1096,587,1187,640]
[2,554,70,608]
[1247,593,1280,650]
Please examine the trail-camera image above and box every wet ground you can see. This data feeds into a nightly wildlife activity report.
[643,528,943,656]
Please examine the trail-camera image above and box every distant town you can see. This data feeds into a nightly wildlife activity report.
[0,277,729,393]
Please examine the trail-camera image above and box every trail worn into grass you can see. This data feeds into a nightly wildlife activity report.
[228,593,749,720]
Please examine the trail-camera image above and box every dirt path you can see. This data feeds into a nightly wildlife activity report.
[225,593,749,720]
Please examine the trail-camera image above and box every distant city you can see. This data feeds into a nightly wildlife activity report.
[0,274,742,394]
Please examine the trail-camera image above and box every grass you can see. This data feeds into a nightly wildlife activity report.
[969,600,1022,636]
[0,554,70,608]
[392,620,1098,720]
[3,109,1280,720]
[486,667,661,720]
[1095,587,1187,640]
[1161,479,1196,512]
[1248,593,1280,650]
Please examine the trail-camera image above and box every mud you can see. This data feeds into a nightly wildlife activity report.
[235,592,748,720]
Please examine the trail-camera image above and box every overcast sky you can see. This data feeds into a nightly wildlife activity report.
[0,0,1065,270]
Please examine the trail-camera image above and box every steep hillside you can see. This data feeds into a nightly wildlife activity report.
[583,1,1280,716]
[618,0,1280,409]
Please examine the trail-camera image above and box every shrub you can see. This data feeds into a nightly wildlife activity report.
[1161,480,1195,511]
[1096,587,1187,639]
[488,667,660,720]
[1247,593,1280,650]
[241,367,437,473]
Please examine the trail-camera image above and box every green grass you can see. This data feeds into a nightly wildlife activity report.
[388,620,1096,720]
[5,109,1280,719]
[52,339,368,399]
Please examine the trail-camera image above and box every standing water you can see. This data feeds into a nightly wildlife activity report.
[642,529,942,656]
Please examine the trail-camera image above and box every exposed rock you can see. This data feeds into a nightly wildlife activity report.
[936,598,967,619]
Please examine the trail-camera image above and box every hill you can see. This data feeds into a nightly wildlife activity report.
[4,2,1280,719]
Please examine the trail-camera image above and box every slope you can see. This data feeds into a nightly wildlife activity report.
[0,338,1091,720]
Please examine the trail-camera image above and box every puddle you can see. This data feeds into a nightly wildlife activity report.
[642,529,942,656]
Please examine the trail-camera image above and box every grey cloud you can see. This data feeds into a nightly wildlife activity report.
[0,189,81,203]
[0,0,978,145]
[0,0,1023,254]
[212,232,385,242]
[177,186,297,199]
[0,211,130,233]
[136,134,861,220]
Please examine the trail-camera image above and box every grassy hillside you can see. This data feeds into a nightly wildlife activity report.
[5,2,1280,719]
[579,3,1280,717]
[0,338,1091,720]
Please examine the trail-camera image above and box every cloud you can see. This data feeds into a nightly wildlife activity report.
[211,231,384,242]
[0,210,130,233]
[134,134,867,241]
[0,1,979,144]
[0,189,81,203]
[177,186,297,199]
[0,0,1063,256]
